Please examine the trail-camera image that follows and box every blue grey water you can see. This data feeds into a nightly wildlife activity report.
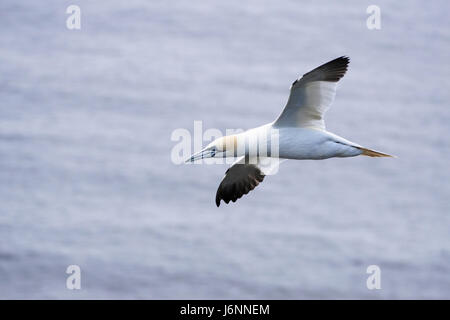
[0,0,449,299]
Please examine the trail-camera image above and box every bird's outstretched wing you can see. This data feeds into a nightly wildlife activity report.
[215,156,283,207]
[273,56,349,130]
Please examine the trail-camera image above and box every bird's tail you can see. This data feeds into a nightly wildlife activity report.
[357,147,395,158]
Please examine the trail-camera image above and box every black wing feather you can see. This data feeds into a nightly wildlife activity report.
[292,56,350,86]
[215,164,265,207]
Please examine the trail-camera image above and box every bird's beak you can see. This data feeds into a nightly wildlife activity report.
[185,148,216,163]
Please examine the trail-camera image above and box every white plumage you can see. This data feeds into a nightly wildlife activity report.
[186,56,393,206]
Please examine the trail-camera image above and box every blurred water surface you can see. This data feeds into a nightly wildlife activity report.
[0,0,449,298]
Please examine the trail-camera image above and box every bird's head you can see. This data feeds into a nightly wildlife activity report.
[185,135,238,163]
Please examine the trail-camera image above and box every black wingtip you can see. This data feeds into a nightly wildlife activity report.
[293,56,351,86]
[324,56,350,75]
[215,192,221,207]
[311,56,350,82]
[331,56,350,63]
[337,56,350,68]
[215,164,265,207]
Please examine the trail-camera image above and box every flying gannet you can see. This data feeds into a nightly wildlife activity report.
[186,56,393,206]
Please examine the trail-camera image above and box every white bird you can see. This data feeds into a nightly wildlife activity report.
[187,57,393,206]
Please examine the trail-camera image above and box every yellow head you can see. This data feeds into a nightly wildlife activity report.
[186,135,239,162]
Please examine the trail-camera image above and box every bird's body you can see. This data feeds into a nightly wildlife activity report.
[186,56,393,206]
[278,127,363,159]
[232,124,363,160]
